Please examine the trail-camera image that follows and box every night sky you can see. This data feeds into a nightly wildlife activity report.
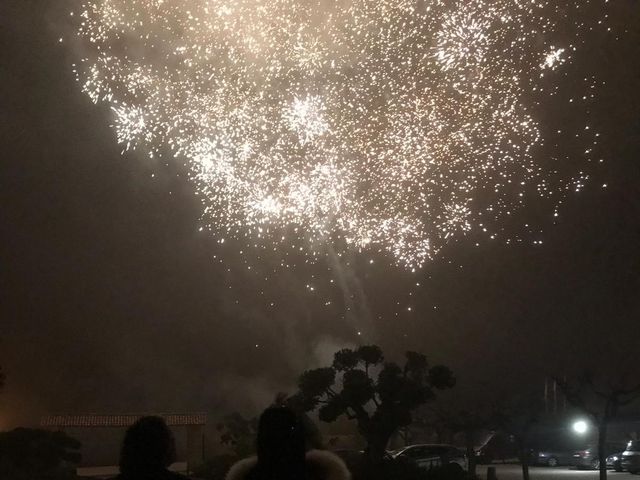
[1,1,639,429]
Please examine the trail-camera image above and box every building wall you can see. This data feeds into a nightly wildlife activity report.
[63,426,188,467]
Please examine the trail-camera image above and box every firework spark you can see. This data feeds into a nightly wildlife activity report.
[72,0,599,268]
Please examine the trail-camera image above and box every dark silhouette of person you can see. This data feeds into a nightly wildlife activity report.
[226,406,350,480]
[116,416,190,480]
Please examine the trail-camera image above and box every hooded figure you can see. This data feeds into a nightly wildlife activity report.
[225,407,350,480]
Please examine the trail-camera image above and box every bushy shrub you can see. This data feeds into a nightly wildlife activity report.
[0,428,81,480]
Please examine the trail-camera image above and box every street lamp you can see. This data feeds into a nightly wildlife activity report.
[573,420,588,434]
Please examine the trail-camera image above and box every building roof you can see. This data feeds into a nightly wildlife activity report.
[41,413,207,428]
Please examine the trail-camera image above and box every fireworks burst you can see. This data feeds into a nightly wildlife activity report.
[72,0,600,268]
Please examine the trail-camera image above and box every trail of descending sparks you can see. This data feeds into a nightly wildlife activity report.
[72,0,600,269]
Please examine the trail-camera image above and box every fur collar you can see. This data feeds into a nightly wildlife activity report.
[225,450,351,480]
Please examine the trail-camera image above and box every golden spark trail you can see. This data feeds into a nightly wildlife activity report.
[73,0,600,268]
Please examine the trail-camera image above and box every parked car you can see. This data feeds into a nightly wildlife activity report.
[573,444,627,469]
[333,448,423,479]
[607,452,625,472]
[621,440,640,474]
[532,448,577,467]
[391,444,468,471]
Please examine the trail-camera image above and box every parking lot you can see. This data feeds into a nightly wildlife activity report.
[477,465,638,480]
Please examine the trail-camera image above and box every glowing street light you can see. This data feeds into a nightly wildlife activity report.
[573,420,589,434]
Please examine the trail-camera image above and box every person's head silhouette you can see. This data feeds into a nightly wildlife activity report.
[252,406,306,480]
[119,416,177,477]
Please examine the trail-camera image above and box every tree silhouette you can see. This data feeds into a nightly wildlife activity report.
[495,392,544,480]
[292,345,455,470]
[557,371,640,480]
